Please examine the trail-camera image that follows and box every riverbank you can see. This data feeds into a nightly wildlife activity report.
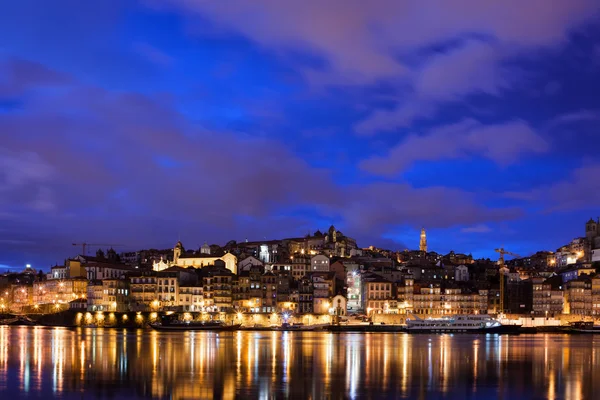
[0,311,593,334]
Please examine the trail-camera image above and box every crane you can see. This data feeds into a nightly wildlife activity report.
[72,243,124,256]
[494,247,521,315]
[495,247,520,266]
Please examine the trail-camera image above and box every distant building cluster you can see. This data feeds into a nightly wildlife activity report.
[2,220,600,319]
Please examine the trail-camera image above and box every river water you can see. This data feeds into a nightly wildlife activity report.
[0,326,597,399]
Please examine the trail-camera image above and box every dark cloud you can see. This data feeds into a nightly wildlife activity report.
[0,57,525,266]
[360,119,548,176]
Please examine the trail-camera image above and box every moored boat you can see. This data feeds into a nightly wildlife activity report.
[566,321,600,333]
[406,314,521,333]
[150,317,240,331]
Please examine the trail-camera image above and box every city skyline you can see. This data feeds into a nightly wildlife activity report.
[2,1,600,268]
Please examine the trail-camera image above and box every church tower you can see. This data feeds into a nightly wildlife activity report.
[419,228,427,252]
[174,241,183,265]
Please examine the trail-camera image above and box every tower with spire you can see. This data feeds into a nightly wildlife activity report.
[419,228,427,252]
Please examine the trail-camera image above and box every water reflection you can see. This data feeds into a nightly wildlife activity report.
[0,327,599,399]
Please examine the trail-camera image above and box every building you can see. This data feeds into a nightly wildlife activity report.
[154,241,238,274]
[346,269,362,313]
[129,273,158,310]
[331,295,347,316]
[420,228,427,252]
[532,276,564,317]
[238,256,263,272]
[298,277,314,314]
[310,255,330,272]
[329,261,346,281]
[505,279,533,314]
[312,272,336,314]
[84,259,133,281]
[290,255,310,280]
[564,278,592,316]
[361,274,394,315]
[33,278,87,306]
[411,284,488,316]
[102,279,130,312]
[592,275,600,316]
[197,264,235,312]
[455,265,469,282]
[156,267,198,308]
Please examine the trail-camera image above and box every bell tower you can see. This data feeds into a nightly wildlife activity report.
[419,228,427,252]
[174,241,183,264]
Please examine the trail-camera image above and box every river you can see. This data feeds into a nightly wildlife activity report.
[0,326,597,399]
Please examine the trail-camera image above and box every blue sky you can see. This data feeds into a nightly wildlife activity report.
[1,0,600,270]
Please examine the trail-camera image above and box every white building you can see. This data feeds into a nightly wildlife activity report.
[238,256,264,272]
[154,242,238,274]
[311,255,330,272]
[455,265,470,282]
[592,249,600,263]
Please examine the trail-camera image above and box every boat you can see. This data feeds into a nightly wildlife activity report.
[0,317,19,325]
[566,321,600,333]
[150,316,241,331]
[0,316,37,326]
[277,322,314,331]
[406,314,521,333]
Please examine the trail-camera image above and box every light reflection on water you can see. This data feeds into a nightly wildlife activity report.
[0,326,599,399]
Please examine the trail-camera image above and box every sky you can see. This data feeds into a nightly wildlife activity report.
[1,0,600,270]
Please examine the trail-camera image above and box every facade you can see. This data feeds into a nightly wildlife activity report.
[455,265,469,282]
[156,242,238,274]
[129,274,158,310]
[156,267,197,308]
[33,278,87,306]
[101,279,130,312]
[332,295,347,316]
[411,285,488,316]
[564,278,592,316]
[238,256,263,272]
[361,275,394,315]
[198,265,234,312]
[310,255,330,272]
[85,262,132,281]
[531,276,563,316]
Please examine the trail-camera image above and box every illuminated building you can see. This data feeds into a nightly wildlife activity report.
[419,228,427,252]
[563,278,592,315]
[409,283,488,316]
[33,278,87,306]
[532,276,564,316]
[361,274,394,315]
[156,267,198,309]
[154,241,238,274]
[129,274,158,310]
[197,264,235,312]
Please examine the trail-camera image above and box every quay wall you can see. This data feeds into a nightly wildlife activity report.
[28,311,600,329]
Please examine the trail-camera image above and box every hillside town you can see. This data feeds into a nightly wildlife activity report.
[2,220,600,322]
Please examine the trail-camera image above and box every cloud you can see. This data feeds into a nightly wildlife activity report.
[0,58,524,266]
[133,42,174,67]
[360,119,549,176]
[461,224,492,233]
[506,163,600,212]
[355,40,512,134]
[547,109,600,127]
[0,57,71,97]
[159,0,599,85]
[334,182,522,234]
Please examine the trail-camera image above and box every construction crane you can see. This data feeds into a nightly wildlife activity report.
[494,247,521,315]
[72,243,124,256]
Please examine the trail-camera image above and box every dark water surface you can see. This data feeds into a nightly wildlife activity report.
[0,326,598,399]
